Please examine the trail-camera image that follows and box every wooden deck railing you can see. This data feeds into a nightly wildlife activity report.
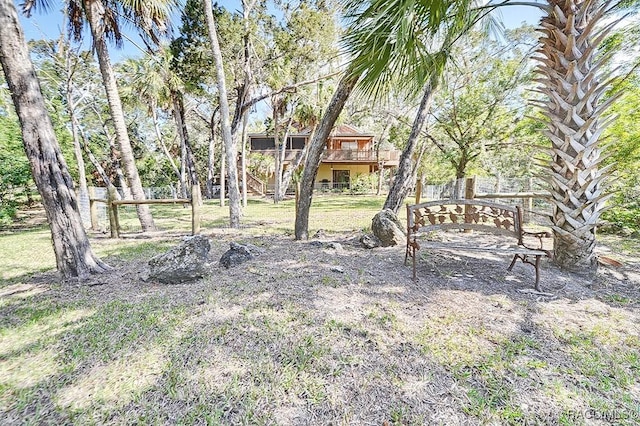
[250,148,401,163]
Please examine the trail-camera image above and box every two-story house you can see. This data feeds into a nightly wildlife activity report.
[248,124,400,193]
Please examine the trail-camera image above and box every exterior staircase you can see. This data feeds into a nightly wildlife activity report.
[245,172,265,196]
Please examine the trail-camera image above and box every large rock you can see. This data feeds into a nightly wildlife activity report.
[220,242,263,268]
[147,234,211,284]
[372,209,406,247]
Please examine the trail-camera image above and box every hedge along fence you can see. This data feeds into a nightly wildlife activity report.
[89,184,202,238]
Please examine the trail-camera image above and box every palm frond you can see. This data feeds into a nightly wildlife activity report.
[20,0,54,17]
[341,0,489,100]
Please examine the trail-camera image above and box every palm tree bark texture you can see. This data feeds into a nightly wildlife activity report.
[0,0,110,278]
[535,0,620,272]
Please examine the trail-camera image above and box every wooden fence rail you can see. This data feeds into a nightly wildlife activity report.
[464,177,551,223]
[89,184,201,238]
[418,177,552,224]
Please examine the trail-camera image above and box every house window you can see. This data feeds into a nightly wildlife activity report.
[333,170,350,189]
[251,137,275,150]
[341,141,357,150]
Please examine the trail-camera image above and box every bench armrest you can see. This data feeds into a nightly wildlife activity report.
[520,230,552,251]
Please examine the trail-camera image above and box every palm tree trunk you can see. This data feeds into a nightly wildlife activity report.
[536,0,619,272]
[383,79,437,213]
[203,0,241,227]
[294,72,359,239]
[85,0,155,231]
[0,0,109,278]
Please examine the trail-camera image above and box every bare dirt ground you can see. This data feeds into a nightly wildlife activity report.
[3,228,640,425]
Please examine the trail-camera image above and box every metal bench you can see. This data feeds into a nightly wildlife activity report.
[405,199,552,290]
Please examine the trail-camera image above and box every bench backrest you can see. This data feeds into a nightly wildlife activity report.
[407,199,524,242]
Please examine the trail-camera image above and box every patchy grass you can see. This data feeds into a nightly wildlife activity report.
[0,227,54,281]
[1,197,639,424]
[114,194,387,235]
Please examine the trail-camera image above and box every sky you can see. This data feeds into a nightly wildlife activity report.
[17,1,545,64]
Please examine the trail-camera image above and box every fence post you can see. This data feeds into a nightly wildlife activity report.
[415,177,423,204]
[464,176,476,233]
[107,185,120,238]
[191,184,201,235]
[89,187,99,231]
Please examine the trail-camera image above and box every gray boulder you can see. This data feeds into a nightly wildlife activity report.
[147,234,211,284]
[220,242,263,268]
[372,209,406,247]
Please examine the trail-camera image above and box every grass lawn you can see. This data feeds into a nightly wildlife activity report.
[1,195,639,425]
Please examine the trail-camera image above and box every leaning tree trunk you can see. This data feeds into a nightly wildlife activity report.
[203,0,241,227]
[85,0,155,231]
[0,0,109,278]
[383,79,437,213]
[535,0,619,272]
[294,73,359,240]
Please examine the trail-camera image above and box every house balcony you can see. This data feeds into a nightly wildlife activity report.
[249,148,401,166]
[321,149,400,165]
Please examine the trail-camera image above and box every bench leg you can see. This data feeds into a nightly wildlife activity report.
[404,241,410,266]
[507,254,519,272]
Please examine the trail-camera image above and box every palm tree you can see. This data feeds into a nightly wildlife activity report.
[341,0,625,271]
[120,50,200,199]
[533,0,622,271]
[22,0,177,232]
[0,0,109,278]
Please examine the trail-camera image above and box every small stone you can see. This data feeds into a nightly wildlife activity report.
[330,266,345,273]
[219,241,263,269]
[360,234,381,249]
[327,242,343,251]
[313,229,327,239]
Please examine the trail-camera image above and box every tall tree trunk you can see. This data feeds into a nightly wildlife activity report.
[294,73,359,240]
[275,113,295,202]
[241,110,248,207]
[65,90,88,198]
[109,138,131,199]
[375,120,390,196]
[207,113,217,199]
[0,0,109,278]
[85,0,155,231]
[152,109,181,185]
[203,0,241,227]
[383,80,437,213]
[172,90,200,199]
[79,124,111,187]
[220,142,226,207]
[536,0,619,272]
[281,124,314,202]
